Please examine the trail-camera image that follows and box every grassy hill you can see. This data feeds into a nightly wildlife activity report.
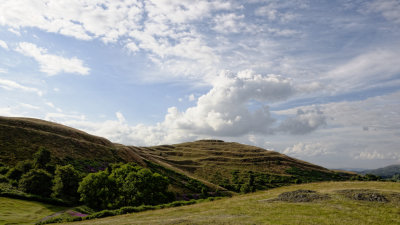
[0,116,351,195]
[58,181,400,225]
[361,164,400,178]
[136,140,350,192]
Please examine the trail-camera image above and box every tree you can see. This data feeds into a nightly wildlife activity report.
[78,171,117,210]
[19,169,53,197]
[52,164,82,203]
[131,168,171,205]
[33,147,51,170]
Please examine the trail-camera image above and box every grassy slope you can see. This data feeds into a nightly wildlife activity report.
[61,181,400,225]
[0,116,125,166]
[137,140,339,186]
[0,197,67,225]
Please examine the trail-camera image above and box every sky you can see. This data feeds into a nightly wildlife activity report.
[1,0,400,169]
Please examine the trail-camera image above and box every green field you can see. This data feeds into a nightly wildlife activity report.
[0,197,67,225]
[60,181,400,225]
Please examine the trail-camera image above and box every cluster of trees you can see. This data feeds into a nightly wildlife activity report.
[0,147,174,210]
[0,147,67,198]
[350,173,382,181]
[79,163,174,210]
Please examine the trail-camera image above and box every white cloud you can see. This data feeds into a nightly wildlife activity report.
[19,103,40,110]
[0,40,9,50]
[354,151,400,160]
[188,94,196,102]
[0,78,42,96]
[15,42,90,76]
[7,28,20,36]
[159,70,294,137]
[277,108,326,135]
[45,102,62,112]
[0,0,230,79]
[0,68,7,74]
[213,13,246,33]
[365,0,400,24]
[45,112,85,122]
[284,142,331,157]
[254,2,298,23]
[326,48,400,92]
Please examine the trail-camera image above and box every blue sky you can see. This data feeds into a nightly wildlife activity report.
[1,0,400,169]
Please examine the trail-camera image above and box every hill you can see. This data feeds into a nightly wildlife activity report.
[360,164,400,178]
[59,181,400,225]
[0,116,351,195]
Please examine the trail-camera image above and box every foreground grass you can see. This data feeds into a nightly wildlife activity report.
[0,197,67,225]
[61,182,400,225]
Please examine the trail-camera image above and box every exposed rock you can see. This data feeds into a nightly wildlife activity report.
[336,189,388,202]
[275,189,330,202]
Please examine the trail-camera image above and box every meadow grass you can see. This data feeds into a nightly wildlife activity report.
[0,197,67,225]
[59,181,400,225]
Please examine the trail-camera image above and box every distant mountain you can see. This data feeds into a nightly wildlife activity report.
[0,116,353,195]
[360,164,400,178]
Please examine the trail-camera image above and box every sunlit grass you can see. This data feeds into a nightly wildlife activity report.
[0,197,67,225]
[60,182,400,225]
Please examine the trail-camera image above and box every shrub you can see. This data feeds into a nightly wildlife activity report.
[52,164,82,203]
[33,147,51,170]
[78,171,117,210]
[19,169,53,197]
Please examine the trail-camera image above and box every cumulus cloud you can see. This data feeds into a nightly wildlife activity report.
[159,70,294,137]
[284,142,331,157]
[15,42,90,76]
[0,78,42,96]
[0,40,9,50]
[277,108,326,135]
[57,70,329,146]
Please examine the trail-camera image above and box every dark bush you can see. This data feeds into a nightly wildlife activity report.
[18,169,53,197]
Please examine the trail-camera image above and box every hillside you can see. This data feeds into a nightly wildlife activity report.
[0,116,144,167]
[0,116,351,195]
[361,164,400,178]
[135,140,350,192]
[59,181,400,225]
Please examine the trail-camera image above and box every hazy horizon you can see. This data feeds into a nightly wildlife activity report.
[1,0,399,169]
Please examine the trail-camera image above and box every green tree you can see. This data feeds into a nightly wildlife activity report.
[33,147,51,170]
[52,164,82,203]
[78,171,117,210]
[132,168,171,205]
[78,163,173,210]
[19,169,53,197]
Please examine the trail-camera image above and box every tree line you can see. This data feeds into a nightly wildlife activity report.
[0,147,173,210]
